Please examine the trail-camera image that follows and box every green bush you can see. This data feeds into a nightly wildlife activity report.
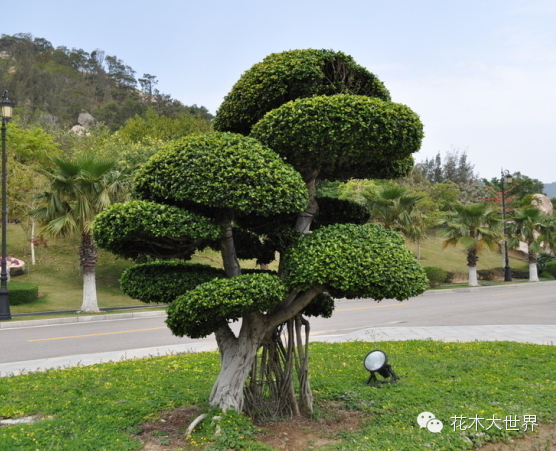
[510,268,530,279]
[7,281,39,305]
[537,252,556,273]
[423,266,448,288]
[544,261,556,279]
[477,268,504,281]
[444,271,467,283]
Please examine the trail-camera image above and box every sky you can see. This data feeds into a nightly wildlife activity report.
[5,0,556,183]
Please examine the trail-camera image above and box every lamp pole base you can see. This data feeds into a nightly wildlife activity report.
[0,288,10,321]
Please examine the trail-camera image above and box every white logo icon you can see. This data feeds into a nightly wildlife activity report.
[417,412,444,433]
[417,412,435,428]
[426,418,444,433]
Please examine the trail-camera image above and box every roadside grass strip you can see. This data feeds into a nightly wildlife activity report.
[0,340,554,450]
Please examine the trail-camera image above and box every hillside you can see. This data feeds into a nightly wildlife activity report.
[0,33,212,130]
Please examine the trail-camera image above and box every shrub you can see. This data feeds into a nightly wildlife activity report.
[537,253,556,273]
[544,261,556,279]
[7,281,39,305]
[510,268,530,279]
[423,266,448,288]
[477,268,504,281]
[444,271,467,283]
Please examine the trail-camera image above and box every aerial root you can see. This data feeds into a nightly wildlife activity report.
[184,414,223,439]
[184,413,207,438]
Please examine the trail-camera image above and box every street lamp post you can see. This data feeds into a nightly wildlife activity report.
[0,90,13,321]
[500,168,513,282]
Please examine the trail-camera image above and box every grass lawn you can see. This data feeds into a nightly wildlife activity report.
[1,340,555,450]
[406,234,528,274]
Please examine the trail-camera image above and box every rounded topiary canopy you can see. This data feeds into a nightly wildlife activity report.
[92,200,220,260]
[283,223,429,300]
[120,261,225,304]
[166,272,288,339]
[134,132,308,217]
[250,94,423,181]
[214,49,391,135]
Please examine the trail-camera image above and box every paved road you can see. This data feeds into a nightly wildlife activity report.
[1,281,555,376]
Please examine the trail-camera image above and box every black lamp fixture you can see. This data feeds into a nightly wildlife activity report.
[0,89,13,321]
[500,168,513,282]
[364,350,398,385]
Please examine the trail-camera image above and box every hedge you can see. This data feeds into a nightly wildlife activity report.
[7,281,39,305]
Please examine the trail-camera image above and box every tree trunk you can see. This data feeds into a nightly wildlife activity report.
[467,248,479,286]
[468,266,479,286]
[30,219,36,265]
[294,170,318,235]
[220,217,241,278]
[528,252,539,282]
[210,315,268,412]
[80,232,100,312]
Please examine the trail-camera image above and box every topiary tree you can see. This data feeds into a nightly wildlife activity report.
[93,49,428,418]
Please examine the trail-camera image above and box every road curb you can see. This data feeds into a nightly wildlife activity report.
[0,310,166,330]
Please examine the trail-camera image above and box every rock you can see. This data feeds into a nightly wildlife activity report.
[78,112,95,127]
[531,194,553,215]
[70,124,88,136]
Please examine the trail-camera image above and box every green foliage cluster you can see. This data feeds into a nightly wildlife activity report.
[312,196,370,229]
[251,94,421,180]
[7,282,39,305]
[166,273,288,338]
[195,409,263,450]
[114,108,213,143]
[543,261,556,278]
[120,261,225,304]
[93,200,221,260]
[284,223,429,300]
[423,266,448,287]
[214,49,391,135]
[134,132,308,216]
[476,268,504,281]
[300,292,335,318]
[537,252,556,273]
[6,122,61,167]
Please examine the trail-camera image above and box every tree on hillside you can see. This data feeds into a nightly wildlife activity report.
[32,154,131,312]
[485,172,545,203]
[362,185,429,257]
[438,203,502,286]
[418,148,478,185]
[0,33,212,129]
[93,49,429,417]
[507,206,553,281]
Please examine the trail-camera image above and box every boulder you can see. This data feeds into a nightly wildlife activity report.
[531,194,553,215]
[78,112,95,127]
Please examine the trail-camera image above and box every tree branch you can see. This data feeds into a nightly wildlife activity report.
[267,285,325,330]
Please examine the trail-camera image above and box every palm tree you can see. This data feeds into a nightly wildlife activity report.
[438,203,502,286]
[507,206,551,282]
[32,154,131,312]
[363,185,428,257]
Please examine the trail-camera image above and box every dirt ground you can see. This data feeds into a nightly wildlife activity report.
[136,405,556,451]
